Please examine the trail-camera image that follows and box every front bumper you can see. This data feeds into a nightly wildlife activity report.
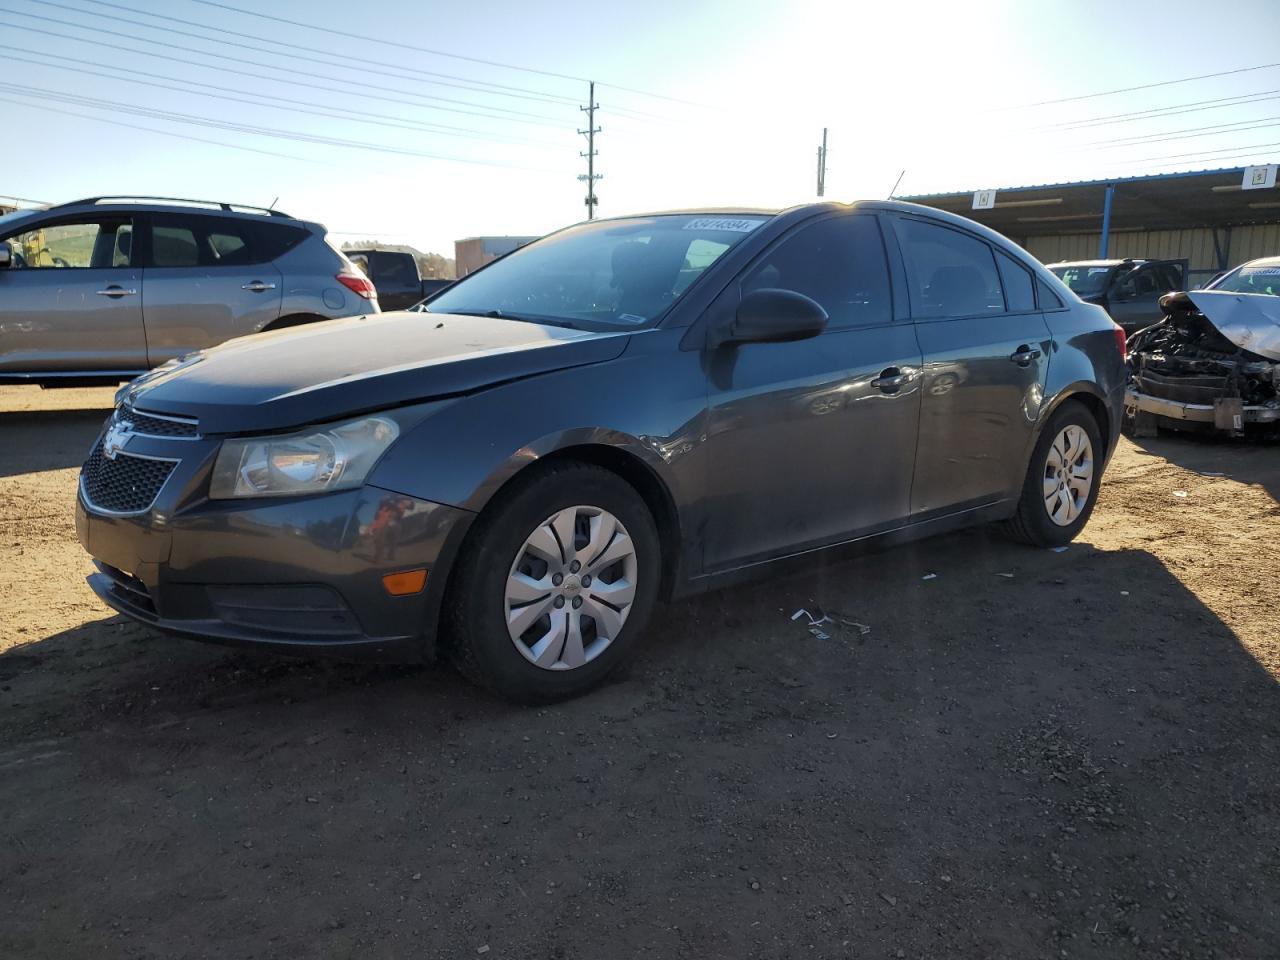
[77,479,474,662]
[1125,386,1280,428]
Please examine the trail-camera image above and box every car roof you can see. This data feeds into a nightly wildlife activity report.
[4,197,322,232]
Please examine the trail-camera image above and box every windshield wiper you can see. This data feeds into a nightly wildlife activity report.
[433,308,578,329]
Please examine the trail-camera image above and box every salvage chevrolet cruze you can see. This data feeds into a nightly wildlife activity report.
[77,201,1126,702]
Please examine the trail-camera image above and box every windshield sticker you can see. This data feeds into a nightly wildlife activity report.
[611,314,649,325]
[1247,267,1280,276]
[1088,268,1111,276]
[684,217,763,233]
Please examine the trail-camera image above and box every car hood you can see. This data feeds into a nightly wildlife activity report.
[1186,290,1280,361]
[119,311,630,433]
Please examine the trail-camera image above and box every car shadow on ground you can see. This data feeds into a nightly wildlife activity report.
[1128,429,1280,502]
[1,527,1277,959]
[0,408,106,478]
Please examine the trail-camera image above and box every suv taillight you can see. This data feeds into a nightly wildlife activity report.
[337,272,377,300]
[1113,323,1127,359]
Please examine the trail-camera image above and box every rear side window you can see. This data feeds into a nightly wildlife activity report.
[895,218,1003,319]
[742,215,891,329]
[995,249,1035,312]
[1037,279,1065,309]
[372,251,414,283]
[149,214,307,267]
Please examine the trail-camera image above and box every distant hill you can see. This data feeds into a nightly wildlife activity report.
[340,241,455,280]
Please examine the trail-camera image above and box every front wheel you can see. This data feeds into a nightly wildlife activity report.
[444,463,660,703]
[1002,401,1103,547]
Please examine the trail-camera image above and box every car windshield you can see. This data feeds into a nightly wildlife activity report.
[1049,264,1117,296]
[1207,259,1280,297]
[425,214,770,330]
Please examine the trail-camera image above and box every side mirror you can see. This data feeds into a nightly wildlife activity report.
[713,288,827,348]
[0,241,11,269]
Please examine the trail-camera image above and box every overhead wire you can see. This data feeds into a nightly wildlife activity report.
[0,83,563,172]
[10,50,565,149]
[2,10,568,126]
[52,0,580,108]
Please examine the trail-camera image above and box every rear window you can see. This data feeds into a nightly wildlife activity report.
[149,214,307,267]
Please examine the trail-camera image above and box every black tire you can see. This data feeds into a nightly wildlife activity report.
[443,462,661,704]
[1002,400,1104,547]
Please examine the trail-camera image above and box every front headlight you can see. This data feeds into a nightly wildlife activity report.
[209,416,400,499]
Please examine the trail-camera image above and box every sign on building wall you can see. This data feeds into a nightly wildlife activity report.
[1242,165,1278,191]
[972,190,997,210]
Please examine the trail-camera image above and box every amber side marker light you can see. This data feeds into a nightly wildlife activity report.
[382,569,428,596]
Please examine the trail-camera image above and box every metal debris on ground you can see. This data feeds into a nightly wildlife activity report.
[791,606,869,638]
[921,573,937,581]
[1173,490,1188,498]
[996,572,1015,578]
[1049,546,1069,553]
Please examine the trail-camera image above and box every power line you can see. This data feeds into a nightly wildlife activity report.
[2,11,567,126]
[4,95,319,163]
[1088,116,1280,149]
[1051,89,1280,130]
[1121,140,1280,165]
[11,50,564,149]
[187,0,584,82]
[1011,61,1280,109]
[56,0,579,108]
[184,0,703,108]
[0,83,562,172]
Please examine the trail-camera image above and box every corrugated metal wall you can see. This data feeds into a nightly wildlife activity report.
[1023,225,1278,282]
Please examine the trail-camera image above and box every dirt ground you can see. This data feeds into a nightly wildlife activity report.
[1,385,1277,960]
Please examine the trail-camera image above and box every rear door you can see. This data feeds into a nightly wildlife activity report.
[702,213,923,569]
[140,213,284,364]
[1108,262,1180,333]
[0,214,146,374]
[887,215,1052,517]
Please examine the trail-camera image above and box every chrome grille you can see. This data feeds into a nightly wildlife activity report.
[81,440,176,514]
[117,406,199,439]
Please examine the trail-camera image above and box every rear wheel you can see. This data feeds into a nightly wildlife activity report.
[444,463,660,703]
[1003,401,1103,547]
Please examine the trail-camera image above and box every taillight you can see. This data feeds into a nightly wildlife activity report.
[337,272,377,300]
[1113,324,1127,359]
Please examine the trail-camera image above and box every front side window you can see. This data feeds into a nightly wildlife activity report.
[896,218,1003,319]
[426,214,769,330]
[741,215,891,329]
[1209,259,1280,297]
[1,218,132,269]
[1050,265,1116,296]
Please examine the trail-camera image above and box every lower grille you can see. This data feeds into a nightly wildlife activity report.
[96,562,157,616]
[81,441,177,514]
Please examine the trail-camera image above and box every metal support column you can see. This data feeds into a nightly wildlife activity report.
[1099,184,1114,258]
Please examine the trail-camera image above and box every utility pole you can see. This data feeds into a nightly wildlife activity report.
[578,80,601,219]
[816,127,827,197]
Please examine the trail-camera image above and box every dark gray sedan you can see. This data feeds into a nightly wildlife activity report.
[76,201,1126,702]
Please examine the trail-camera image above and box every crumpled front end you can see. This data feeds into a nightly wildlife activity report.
[1125,291,1280,433]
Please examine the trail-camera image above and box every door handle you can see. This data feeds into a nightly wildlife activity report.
[241,281,277,292]
[1009,345,1042,366]
[871,368,909,393]
[95,286,137,298]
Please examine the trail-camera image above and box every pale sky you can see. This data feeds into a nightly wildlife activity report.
[3,0,1279,254]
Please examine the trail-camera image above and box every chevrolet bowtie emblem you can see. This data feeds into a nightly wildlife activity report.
[102,418,134,460]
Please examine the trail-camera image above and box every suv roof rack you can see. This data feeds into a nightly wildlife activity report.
[60,196,294,218]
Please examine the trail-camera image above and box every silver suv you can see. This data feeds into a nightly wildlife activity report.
[0,196,379,385]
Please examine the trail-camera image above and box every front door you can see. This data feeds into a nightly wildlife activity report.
[702,213,922,571]
[887,215,1053,516]
[141,212,283,364]
[0,215,145,374]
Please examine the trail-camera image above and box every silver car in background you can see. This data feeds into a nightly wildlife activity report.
[0,196,379,386]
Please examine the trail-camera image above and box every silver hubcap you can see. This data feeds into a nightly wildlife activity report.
[1043,424,1093,526]
[504,505,638,671]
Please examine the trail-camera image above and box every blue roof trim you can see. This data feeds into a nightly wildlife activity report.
[900,166,1252,200]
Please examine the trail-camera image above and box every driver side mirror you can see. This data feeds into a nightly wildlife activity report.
[0,241,11,269]
[711,288,828,348]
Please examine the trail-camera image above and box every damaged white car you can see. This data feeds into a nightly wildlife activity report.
[1126,256,1280,434]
